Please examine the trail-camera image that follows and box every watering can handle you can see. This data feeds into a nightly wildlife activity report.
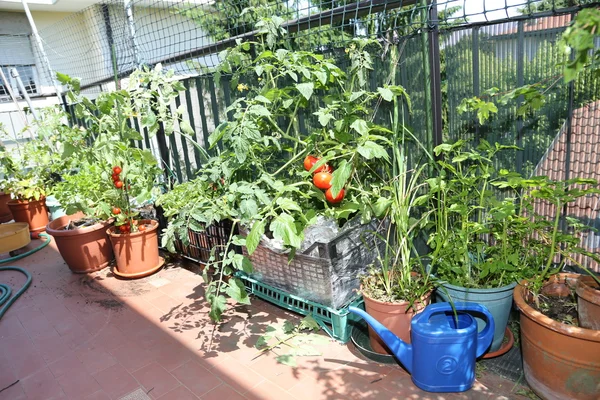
[418,302,495,358]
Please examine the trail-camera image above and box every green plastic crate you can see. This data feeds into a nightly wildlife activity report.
[236,273,364,343]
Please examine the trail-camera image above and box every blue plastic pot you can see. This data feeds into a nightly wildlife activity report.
[435,281,516,352]
[45,196,66,220]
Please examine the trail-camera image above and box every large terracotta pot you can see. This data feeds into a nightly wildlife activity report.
[363,290,432,355]
[576,275,600,330]
[0,192,12,223]
[46,212,114,274]
[107,219,162,279]
[514,273,600,400]
[7,197,49,237]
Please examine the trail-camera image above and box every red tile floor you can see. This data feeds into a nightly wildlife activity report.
[0,237,536,400]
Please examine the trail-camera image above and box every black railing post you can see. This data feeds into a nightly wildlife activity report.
[472,26,480,142]
[516,20,525,174]
[428,0,443,150]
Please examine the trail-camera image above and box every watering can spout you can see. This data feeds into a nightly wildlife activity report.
[349,306,413,373]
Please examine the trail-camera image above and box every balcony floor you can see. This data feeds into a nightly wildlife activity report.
[0,237,534,400]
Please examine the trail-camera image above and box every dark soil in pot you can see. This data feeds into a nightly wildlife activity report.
[531,293,579,326]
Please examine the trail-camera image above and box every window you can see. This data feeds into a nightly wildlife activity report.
[0,34,39,100]
[0,65,38,99]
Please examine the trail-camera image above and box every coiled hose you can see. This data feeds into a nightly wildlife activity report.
[0,233,51,320]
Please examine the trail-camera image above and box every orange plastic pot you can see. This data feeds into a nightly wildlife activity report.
[7,197,49,237]
[514,274,600,400]
[0,192,12,223]
[576,275,600,330]
[362,290,432,355]
[46,212,114,274]
[107,220,162,279]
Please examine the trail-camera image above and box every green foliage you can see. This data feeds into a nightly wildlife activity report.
[158,14,414,321]
[428,139,600,290]
[562,8,600,83]
[55,66,181,225]
[0,107,83,201]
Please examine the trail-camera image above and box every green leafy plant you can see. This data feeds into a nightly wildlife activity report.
[158,12,413,321]
[54,66,187,227]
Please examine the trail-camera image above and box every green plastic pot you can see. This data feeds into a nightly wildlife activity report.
[435,281,516,352]
[46,196,66,220]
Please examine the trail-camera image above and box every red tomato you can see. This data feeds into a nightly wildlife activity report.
[325,188,345,204]
[313,172,332,190]
[112,173,120,181]
[112,207,121,215]
[119,225,128,233]
[303,155,318,171]
[138,224,147,232]
[114,180,123,189]
[113,166,122,174]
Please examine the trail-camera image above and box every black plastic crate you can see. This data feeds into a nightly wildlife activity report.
[175,219,238,265]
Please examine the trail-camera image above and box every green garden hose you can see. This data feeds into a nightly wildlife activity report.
[0,266,32,320]
[0,233,51,320]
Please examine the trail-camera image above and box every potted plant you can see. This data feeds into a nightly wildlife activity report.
[47,164,116,273]
[359,123,434,355]
[0,140,15,223]
[576,273,600,330]
[427,140,540,353]
[511,176,600,400]
[56,67,182,278]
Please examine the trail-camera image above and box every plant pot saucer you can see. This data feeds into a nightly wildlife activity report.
[112,256,165,279]
[350,319,398,365]
[481,327,514,359]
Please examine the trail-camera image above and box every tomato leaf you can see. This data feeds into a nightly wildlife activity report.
[270,213,302,248]
[296,82,314,101]
[246,219,265,254]
[330,160,352,198]
[225,278,250,305]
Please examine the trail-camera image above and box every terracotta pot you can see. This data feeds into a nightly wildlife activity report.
[46,212,114,274]
[107,219,161,279]
[0,192,12,223]
[363,290,432,355]
[514,273,600,400]
[7,197,49,237]
[576,275,600,330]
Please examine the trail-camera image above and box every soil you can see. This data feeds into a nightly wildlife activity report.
[531,294,579,326]
[61,217,99,230]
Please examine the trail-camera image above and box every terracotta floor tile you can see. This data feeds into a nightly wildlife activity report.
[57,367,102,399]
[212,356,265,395]
[157,385,199,400]
[76,344,118,375]
[21,367,65,400]
[171,360,222,397]
[32,330,71,364]
[0,381,27,400]
[131,362,180,399]
[200,384,247,400]
[149,342,192,372]
[0,314,26,339]
[84,391,112,400]
[77,311,112,333]
[148,294,185,314]
[248,354,303,390]
[19,309,56,338]
[42,304,76,324]
[109,340,154,372]
[88,324,128,352]
[8,347,48,380]
[48,351,84,378]
[93,363,141,400]
[244,380,297,400]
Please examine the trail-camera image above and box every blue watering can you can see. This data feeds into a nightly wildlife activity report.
[349,302,495,393]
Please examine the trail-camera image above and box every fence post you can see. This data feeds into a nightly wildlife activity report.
[516,20,525,174]
[472,26,480,142]
[427,0,443,150]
